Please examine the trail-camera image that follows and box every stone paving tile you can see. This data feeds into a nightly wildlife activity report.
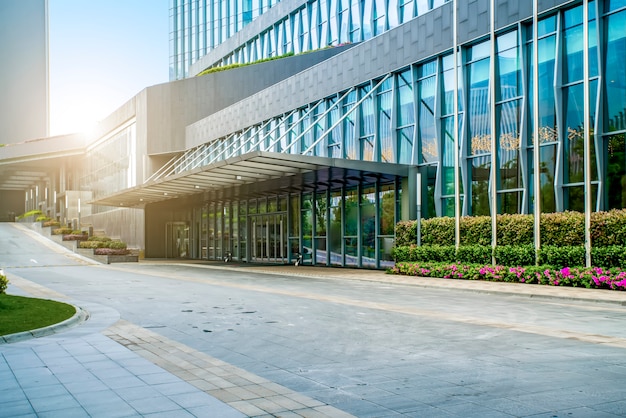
[105,319,356,417]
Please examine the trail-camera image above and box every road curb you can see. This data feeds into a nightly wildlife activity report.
[0,304,90,344]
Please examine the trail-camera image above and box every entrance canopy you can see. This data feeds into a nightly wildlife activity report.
[91,151,411,207]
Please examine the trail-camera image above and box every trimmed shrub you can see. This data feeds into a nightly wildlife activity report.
[541,212,585,246]
[16,210,43,220]
[456,245,491,264]
[107,241,127,250]
[494,245,535,267]
[89,236,112,242]
[497,214,534,245]
[394,243,626,269]
[460,216,492,246]
[0,272,8,294]
[592,246,626,269]
[43,220,61,228]
[396,221,417,246]
[78,241,108,249]
[397,210,626,248]
[421,216,456,246]
[539,245,585,267]
[52,227,73,235]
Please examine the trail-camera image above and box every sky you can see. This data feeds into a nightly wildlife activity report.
[49,0,170,136]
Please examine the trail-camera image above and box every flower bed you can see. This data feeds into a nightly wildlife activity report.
[391,262,626,291]
[63,234,88,241]
[94,248,130,256]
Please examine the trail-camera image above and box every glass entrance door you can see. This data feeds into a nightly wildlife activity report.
[250,213,287,263]
[165,222,189,258]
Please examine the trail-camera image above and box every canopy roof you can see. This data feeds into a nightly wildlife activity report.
[91,151,411,207]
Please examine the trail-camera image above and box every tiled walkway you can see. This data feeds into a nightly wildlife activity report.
[105,320,354,417]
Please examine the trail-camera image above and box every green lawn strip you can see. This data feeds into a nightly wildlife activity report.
[0,295,76,336]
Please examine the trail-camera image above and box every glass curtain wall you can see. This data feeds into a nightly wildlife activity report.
[170,0,624,226]
[188,178,399,268]
[604,2,626,209]
[172,0,452,77]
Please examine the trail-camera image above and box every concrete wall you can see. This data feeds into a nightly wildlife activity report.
[142,44,354,156]
[0,0,48,144]
[88,207,145,250]
[0,190,24,222]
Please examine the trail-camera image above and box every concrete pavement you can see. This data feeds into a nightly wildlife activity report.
[2,223,626,417]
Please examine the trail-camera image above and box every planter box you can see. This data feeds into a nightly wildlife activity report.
[77,248,138,264]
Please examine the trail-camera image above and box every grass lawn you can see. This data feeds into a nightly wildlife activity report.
[0,295,76,336]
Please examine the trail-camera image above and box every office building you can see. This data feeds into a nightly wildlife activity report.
[0,0,49,144]
[0,0,49,220]
[4,0,626,268]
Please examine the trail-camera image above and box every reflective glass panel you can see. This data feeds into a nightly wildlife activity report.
[345,237,358,266]
[606,134,626,209]
[315,192,327,235]
[606,0,626,12]
[528,36,558,145]
[302,193,313,237]
[498,100,522,190]
[468,56,491,156]
[344,188,358,236]
[344,91,357,159]
[497,31,521,101]
[329,190,342,266]
[564,81,598,184]
[360,186,376,266]
[378,79,393,162]
[419,73,437,163]
[379,185,395,235]
[290,195,300,235]
[471,156,491,215]
[604,10,626,132]
[499,191,522,214]
[397,71,415,126]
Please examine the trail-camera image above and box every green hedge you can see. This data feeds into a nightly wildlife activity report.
[79,239,127,250]
[392,244,626,269]
[396,210,626,247]
[16,210,43,220]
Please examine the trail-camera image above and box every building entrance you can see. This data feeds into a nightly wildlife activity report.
[165,222,189,258]
[250,213,287,263]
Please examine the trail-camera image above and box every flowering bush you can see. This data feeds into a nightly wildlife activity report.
[63,234,88,241]
[94,248,130,256]
[391,262,626,291]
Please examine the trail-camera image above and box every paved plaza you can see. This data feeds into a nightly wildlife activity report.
[1,223,626,417]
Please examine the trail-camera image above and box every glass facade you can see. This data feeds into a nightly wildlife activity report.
[163,1,626,219]
[80,122,137,214]
[170,0,451,79]
[185,178,400,268]
[144,0,626,267]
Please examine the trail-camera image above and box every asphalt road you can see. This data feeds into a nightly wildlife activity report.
[2,223,626,417]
